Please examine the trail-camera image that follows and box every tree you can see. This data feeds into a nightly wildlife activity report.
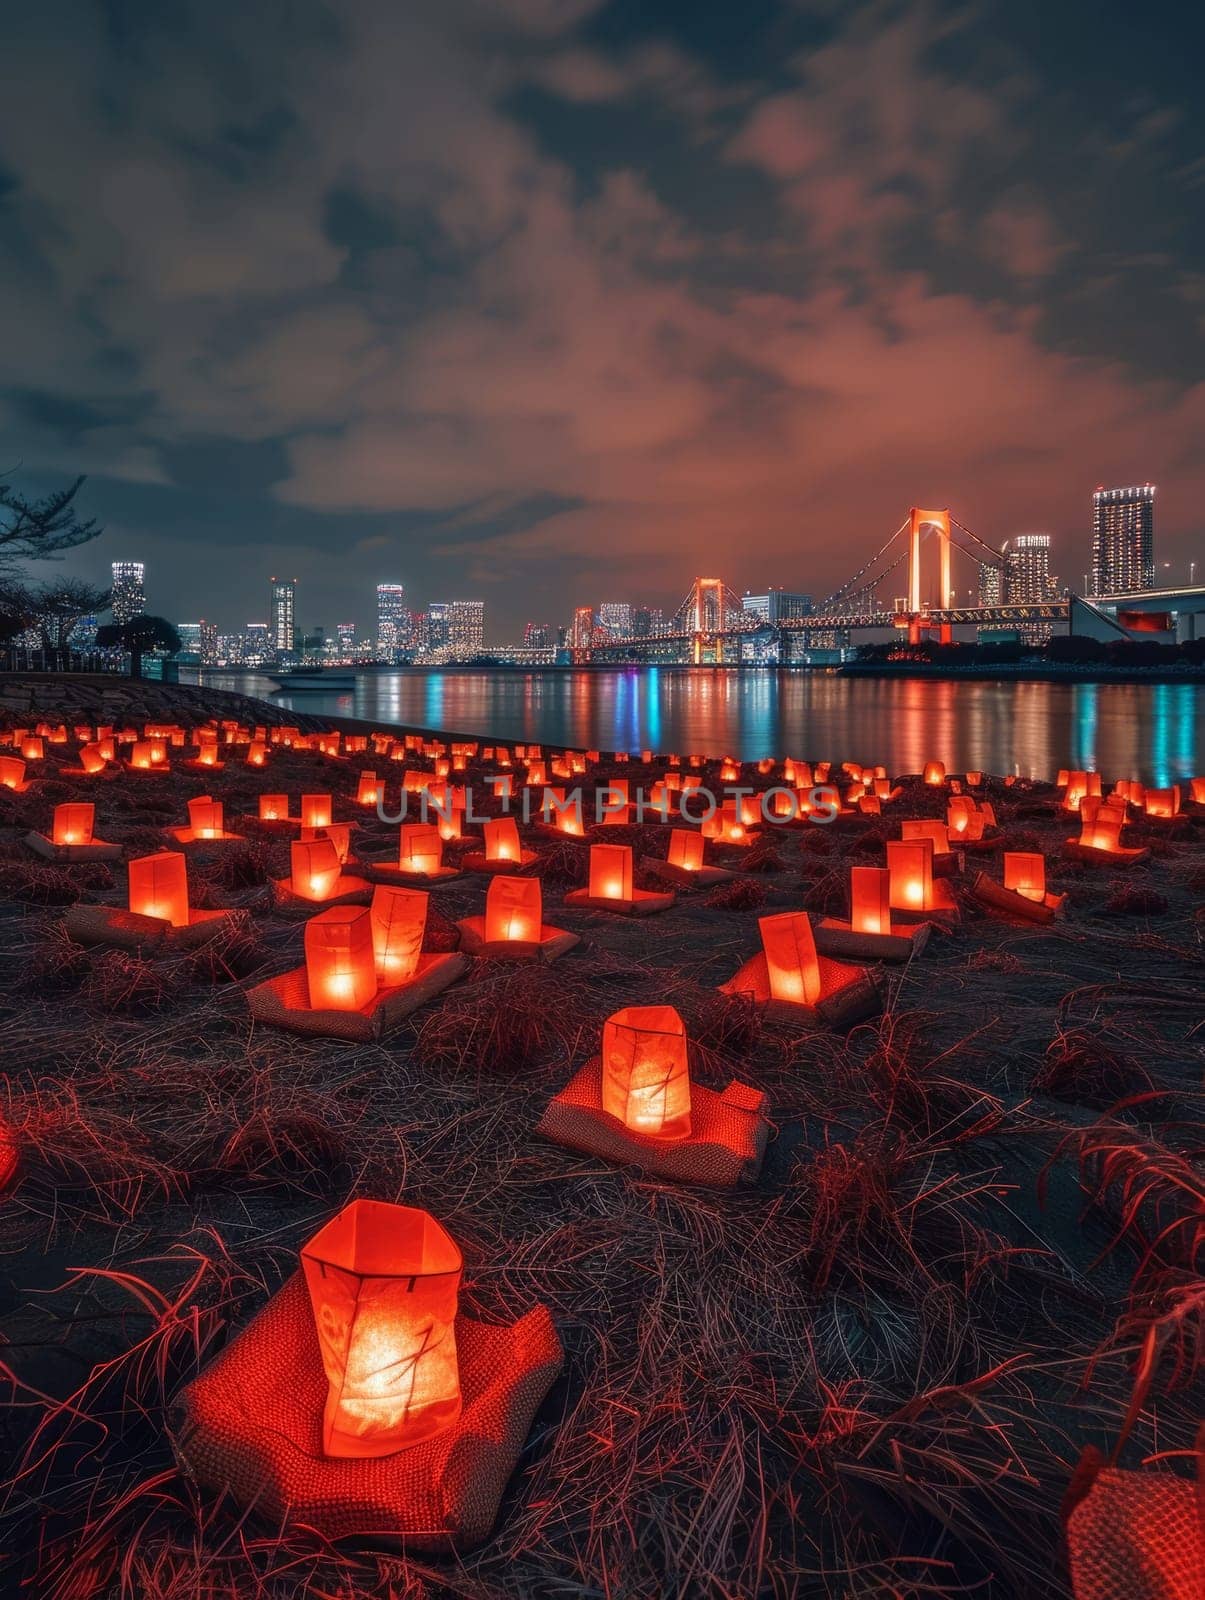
[31,579,112,669]
[0,475,103,572]
[0,581,36,647]
[95,615,181,680]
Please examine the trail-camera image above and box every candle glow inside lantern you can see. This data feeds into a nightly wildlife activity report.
[188,796,224,838]
[759,911,822,1005]
[400,823,443,876]
[195,738,219,767]
[291,838,343,901]
[1144,786,1180,819]
[21,737,44,761]
[485,876,542,943]
[887,837,934,911]
[128,851,190,926]
[1003,851,1046,903]
[301,1199,463,1459]
[589,843,633,901]
[79,743,106,774]
[601,1005,692,1141]
[305,907,378,1011]
[260,793,289,822]
[923,761,946,786]
[356,772,381,806]
[0,756,25,790]
[129,741,154,769]
[483,817,521,863]
[667,829,705,872]
[302,794,333,829]
[247,741,267,766]
[369,885,427,982]
[901,819,950,854]
[1078,800,1125,852]
[53,802,95,846]
[850,866,891,935]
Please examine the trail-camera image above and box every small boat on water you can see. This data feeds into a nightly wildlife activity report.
[268,667,357,692]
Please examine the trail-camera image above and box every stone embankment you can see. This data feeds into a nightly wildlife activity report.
[0,673,331,732]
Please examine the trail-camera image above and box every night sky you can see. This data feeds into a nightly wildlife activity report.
[3,0,1203,640]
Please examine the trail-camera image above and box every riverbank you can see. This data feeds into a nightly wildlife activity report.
[840,659,1205,683]
[0,687,1201,1598]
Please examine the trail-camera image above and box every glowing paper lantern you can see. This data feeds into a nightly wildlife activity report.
[301,1200,462,1458]
[356,772,380,806]
[188,796,224,838]
[53,803,95,846]
[400,823,443,876]
[291,838,343,901]
[483,817,521,863]
[128,851,190,927]
[79,743,106,774]
[850,866,891,935]
[1003,851,1046,903]
[965,771,982,787]
[1079,801,1125,853]
[923,761,946,786]
[1144,786,1180,819]
[259,793,289,822]
[1191,776,1205,805]
[129,741,154,769]
[195,738,220,767]
[0,757,26,790]
[601,1005,692,1141]
[485,876,542,943]
[369,885,427,981]
[901,819,950,854]
[589,843,633,901]
[246,742,267,766]
[437,806,464,842]
[20,737,44,762]
[305,906,377,1011]
[887,838,934,911]
[301,794,333,829]
[758,911,822,1005]
[667,829,704,872]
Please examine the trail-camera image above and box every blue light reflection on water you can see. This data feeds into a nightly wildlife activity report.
[189,668,1205,785]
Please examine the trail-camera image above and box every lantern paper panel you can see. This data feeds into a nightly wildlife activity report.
[485,876,542,943]
[291,838,343,900]
[301,794,333,829]
[901,819,950,854]
[923,761,946,785]
[260,794,289,821]
[887,838,934,911]
[369,885,427,982]
[301,1200,462,1458]
[589,844,633,901]
[600,1005,692,1141]
[759,912,822,1005]
[1003,851,1046,902]
[357,772,380,806]
[304,907,377,1011]
[79,744,106,774]
[483,817,521,862]
[850,866,891,935]
[128,851,190,926]
[400,823,443,875]
[0,757,24,790]
[53,803,95,846]
[667,829,704,872]
[188,796,224,838]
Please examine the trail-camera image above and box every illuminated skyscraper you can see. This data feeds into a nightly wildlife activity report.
[376,583,407,661]
[597,602,632,638]
[570,606,594,650]
[426,601,450,655]
[1092,485,1155,595]
[1003,534,1054,603]
[524,622,550,648]
[978,562,1003,607]
[111,562,145,625]
[337,621,356,655]
[447,600,484,660]
[269,577,296,655]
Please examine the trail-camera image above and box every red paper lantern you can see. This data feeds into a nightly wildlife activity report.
[305,906,378,1011]
[923,761,946,786]
[129,741,154,769]
[901,819,949,854]
[246,741,267,767]
[128,851,190,926]
[483,817,521,863]
[850,865,891,935]
[601,1005,692,1140]
[759,911,822,1004]
[301,1199,462,1458]
[400,823,443,876]
[1143,786,1180,819]
[356,772,380,806]
[887,838,934,911]
[667,829,705,872]
[259,793,289,822]
[53,803,95,846]
[1078,800,1124,853]
[291,838,343,901]
[79,743,106,774]
[369,885,427,981]
[1003,851,1046,902]
[301,794,333,829]
[485,875,542,943]
[0,757,25,790]
[21,737,44,762]
[588,843,632,901]
[188,796,224,838]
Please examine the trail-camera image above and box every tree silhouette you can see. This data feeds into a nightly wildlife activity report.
[0,475,103,572]
[31,579,112,669]
[96,615,181,680]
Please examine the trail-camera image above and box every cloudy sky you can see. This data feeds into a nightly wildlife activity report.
[2,0,1202,639]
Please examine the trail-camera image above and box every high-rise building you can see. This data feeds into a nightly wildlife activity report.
[337,621,356,656]
[111,561,146,625]
[597,602,632,638]
[199,620,218,665]
[426,602,450,656]
[376,583,407,661]
[176,622,202,659]
[1003,534,1054,603]
[570,606,594,651]
[524,622,550,648]
[269,577,297,655]
[447,600,484,660]
[978,562,1003,607]
[741,588,812,624]
[1092,485,1155,595]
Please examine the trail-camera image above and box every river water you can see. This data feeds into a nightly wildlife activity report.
[186,668,1205,785]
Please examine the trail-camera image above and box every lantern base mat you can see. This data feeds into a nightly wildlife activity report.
[562,887,675,916]
[529,821,590,841]
[1064,1453,1203,1600]
[815,918,929,963]
[720,950,882,1030]
[362,862,461,885]
[168,828,245,845]
[970,873,1065,925]
[456,917,579,964]
[242,815,299,831]
[537,1058,769,1186]
[1063,840,1150,866]
[957,834,1003,852]
[246,952,469,1040]
[181,759,225,771]
[64,904,232,953]
[461,850,540,873]
[172,1273,562,1554]
[24,831,121,862]
[122,763,172,775]
[890,877,960,920]
[271,876,373,913]
[646,859,736,888]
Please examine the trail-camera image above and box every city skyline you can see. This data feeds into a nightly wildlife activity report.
[4,1,1202,637]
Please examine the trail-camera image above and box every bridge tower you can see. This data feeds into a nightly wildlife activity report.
[907,507,953,645]
[691,577,728,663]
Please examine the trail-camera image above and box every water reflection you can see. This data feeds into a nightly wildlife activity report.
[189,668,1205,783]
